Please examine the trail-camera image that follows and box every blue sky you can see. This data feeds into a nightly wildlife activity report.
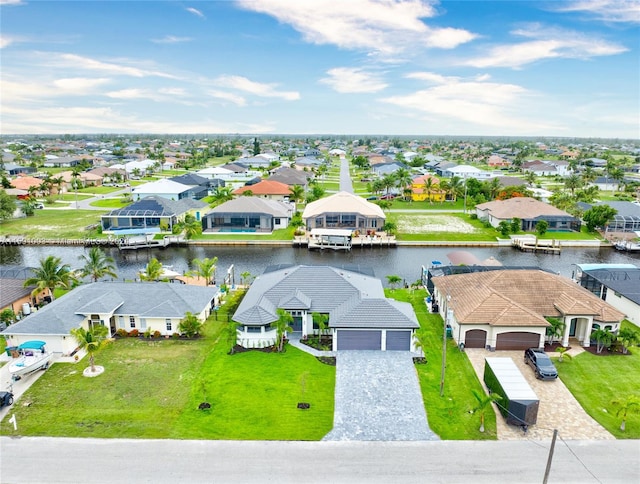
[1,0,638,137]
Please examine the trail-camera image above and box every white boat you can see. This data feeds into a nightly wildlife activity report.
[8,340,53,380]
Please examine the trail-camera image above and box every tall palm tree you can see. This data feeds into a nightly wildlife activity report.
[51,175,65,199]
[78,247,117,282]
[71,325,109,373]
[447,176,463,202]
[189,257,218,285]
[23,255,77,301]
[394,168,412,200]
[564,174,582,197]
[289,185,305,204]
[140,257,164,281]
[423,177,435,204]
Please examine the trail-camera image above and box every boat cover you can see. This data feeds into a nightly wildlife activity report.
[17,340,47,350]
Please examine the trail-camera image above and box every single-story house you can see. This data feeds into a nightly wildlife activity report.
[581,201,640,234]
[233,179,292,201]
[10,175,44,192]
[442,165,495,180]
[43,156,83,168]
[431,269,625,350]
[132,179,201,201]
[2,163,36,176]
[232,265,419,351]
[302,191,385,232]
[1,282,218,354]
[575,264,640,327]
[371,161,407,176]
[0,267,52,320]
[268,167,312,189]
[168,173,210,199]
[101,196,208,233]
[476,197,581,232]
[202,197,292,233]
[590,176,619,192]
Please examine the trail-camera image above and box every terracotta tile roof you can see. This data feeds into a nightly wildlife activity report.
[475,197,572,220]
[10,175,43,190]
[233,180,291,196]
[432,269,624,326]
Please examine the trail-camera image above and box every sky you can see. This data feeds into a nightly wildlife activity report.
[1,0,639,138]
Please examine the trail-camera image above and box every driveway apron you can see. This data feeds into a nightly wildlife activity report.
[323,351,439,441]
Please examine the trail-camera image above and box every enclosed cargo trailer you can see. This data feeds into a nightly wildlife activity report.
[484,357,539,427]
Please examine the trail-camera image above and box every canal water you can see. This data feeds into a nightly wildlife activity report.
[1,244,639,287]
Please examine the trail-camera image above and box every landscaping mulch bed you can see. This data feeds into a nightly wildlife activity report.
[316,356,336,366]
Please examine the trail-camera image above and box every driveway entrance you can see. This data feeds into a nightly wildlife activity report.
[323,351,439,441]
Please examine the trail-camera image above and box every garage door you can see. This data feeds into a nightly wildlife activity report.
[495,332,541,351]
[337,330,382,350]
[386,331,411,351]
[464,329,487,349]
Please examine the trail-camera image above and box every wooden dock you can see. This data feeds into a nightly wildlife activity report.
[512,237,561,254]
[293,232,396,250]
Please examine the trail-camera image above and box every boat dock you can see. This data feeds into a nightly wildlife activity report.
[117,234,186,251]
[512,236,561,254]
[293,229,396,250]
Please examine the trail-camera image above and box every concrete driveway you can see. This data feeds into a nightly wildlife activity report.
[323,351,439,441]
[465,348,613,441]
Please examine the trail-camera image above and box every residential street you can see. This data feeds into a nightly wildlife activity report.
[1,437,638,483]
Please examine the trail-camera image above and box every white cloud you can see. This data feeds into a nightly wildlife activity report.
[105,87,190,103]
[552,0,640,23]
[186,7,205,18]
[46,53,180,79]
[52,77,111,93]
[151,35,193,44]
[206,89,247,106]
[0,34,16,48]
[319,67,387,93]
[236,0,476,56]
[0,0,25,5]
[465,24,627,68]
[381,72,558,133]
[214,74,300,100]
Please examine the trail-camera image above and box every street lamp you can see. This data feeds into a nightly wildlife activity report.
[440,294,450,397]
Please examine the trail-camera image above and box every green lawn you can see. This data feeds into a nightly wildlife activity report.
[387,289,497,439]
[90,198,130,208]
[389,213,499,242]
[556,321,640,439]
[0,210,107,238]
[0,298,335,440]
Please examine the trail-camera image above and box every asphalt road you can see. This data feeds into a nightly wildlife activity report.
[1,437,638,483]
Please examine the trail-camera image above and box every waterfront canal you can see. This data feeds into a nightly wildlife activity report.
[1,245,639,286]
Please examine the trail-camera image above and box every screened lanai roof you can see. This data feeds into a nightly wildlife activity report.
[105,196,206,217]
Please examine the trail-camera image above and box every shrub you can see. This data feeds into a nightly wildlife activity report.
[153,330,162,338]
[128,329,140,338]
[172,332,180,339]
[469,213,478,220]
[115,328,128,338]
[143,328,152,338]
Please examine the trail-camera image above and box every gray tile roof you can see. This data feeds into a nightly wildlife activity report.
[204,197,290,217]
[233,265,418,329]
[2,282,218,336]
[0,279,35,309]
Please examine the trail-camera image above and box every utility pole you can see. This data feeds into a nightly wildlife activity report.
[542,429,558,484]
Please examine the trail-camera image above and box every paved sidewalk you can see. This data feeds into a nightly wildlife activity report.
[465,348,613,441]
[323,351,439,441]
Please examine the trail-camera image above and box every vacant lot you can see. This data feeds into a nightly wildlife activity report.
[397,215,479,234]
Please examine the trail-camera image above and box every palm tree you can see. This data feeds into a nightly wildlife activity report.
[447,176,463,202]
[386,274,402,290]
[472,389,502,433]
[312,312,329,344]
[525,171,537,186]
[394,168,412,200]
[23,256,77,301]
[610,396,640,431]
[274,308,293,352]
[617,328,639,355]
[564,174,582,196]
[423,177,435,204]
[70,325,109,373]
[289,185,305,204]
[413,328,429,360]
[555,346,572,363]
[591,328,614,354]
[487,177,502,200]
[178,312,203,338]
[240,271,253,287]
[226,321,240,354]
[545,318,565,344]
[78,247,117,282]
[140,257,164,281]
[51,175,65,199]
[181,215,202,240]
[381,174,396,196]
[189,257,218,285]
[211,186,234,207]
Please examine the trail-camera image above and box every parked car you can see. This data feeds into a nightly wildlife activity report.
[34,202,45,209]
[366,196,378,200]
[379,194,397,200]
[0,391,14,408]
[524,348,558,380]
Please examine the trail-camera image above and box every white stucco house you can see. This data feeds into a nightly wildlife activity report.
[1,282,219,355]
[232,265,419,351]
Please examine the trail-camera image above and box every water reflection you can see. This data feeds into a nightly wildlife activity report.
[2,244,638,286]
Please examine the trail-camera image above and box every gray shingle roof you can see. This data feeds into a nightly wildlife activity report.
[233,265,418,329]
[2,282,218,336]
